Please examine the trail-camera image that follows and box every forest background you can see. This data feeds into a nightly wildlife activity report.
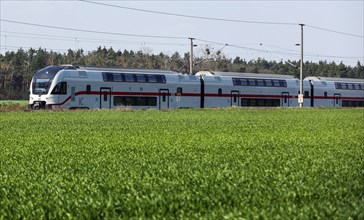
[1,46,363,100]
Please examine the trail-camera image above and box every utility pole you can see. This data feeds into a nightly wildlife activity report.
[189,38,195,75]
[298,24,304,108]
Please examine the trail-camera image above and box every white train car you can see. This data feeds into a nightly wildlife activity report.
[305,76,364,107]
[29,65,185,110]
[197,71,312,108]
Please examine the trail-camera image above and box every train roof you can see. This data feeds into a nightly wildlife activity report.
[305,76,364,83]
[195,71,297,79]
[62,65,180,75]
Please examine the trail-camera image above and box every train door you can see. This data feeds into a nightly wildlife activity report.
[334,93,341,107]
[100,87,111,109]
[281,92,290,107]
[159,89,169,110]
[231,91,239,106]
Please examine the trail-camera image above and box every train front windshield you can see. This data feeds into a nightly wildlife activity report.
[31,66,64,95]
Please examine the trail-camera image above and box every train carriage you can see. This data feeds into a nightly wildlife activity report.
[197,71,308,108]
[306,76,364,107]
[29,65,182,110]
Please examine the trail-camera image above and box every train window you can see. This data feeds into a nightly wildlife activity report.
[248,79,257,86]
[113,74,122,81]
[335,83,342,89]
[218,88,222,96]
[265,99,273,106]
[114,96,157,106]
[265,80,273,87]
[145,75,157,83]
[257,99,265,106]
[106,73,114,81]
[273,80,280,87]
[102,73,170,84]
[343,101,364,107]
[233,78,241,86]
[136,74,147,83]
[124,74,135,82]
[233,78,286,87]
[257,79,264,86]
[86,85,91,94]
[240,79,248,86]
[156,75,166,83]
[273,99,280,106]
[102,73,107,81]
[241,98,280,107]
[335,82,364,90]
[250,99,257,106]
[148,75,157,83]
[177,87,183,95]
[324,92,327,98]
[51,82,67,94]
[102,72,114,81]
[60,82,67,94]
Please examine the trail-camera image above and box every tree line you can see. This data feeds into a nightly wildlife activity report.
[0,46,363,100]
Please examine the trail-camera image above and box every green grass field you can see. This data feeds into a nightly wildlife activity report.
[0,100,28,112]
[0,108,363,219]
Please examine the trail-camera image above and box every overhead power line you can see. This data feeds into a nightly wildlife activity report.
[1,31,188,46]
[79,0,297,26]
[79,0,364,38]
[306,25,364,38]
[195,38,364,61]
[1,20,362,63]
[0,19,188,40]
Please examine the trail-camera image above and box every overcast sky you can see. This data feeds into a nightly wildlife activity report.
[1,0,363,66]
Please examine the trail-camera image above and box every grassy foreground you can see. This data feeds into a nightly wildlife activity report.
[0,108,363,219]
[0,100,28,112]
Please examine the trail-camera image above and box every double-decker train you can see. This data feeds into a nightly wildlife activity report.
[28,65,364,110]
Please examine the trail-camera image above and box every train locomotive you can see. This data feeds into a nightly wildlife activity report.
[28,65,364,110]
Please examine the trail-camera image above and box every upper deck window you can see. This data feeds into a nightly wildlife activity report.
[102,72,166,84]
[248,79,257,86]
[257,79,265,86]
[113,73,123,81]
[124,74,135,82]
[335,82,364,90]
[233,77,287,88]
[136,74,147,83]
